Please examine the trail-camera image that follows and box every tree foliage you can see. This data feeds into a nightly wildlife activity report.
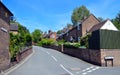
[80,33,91,48]
[10,22,32,60]
[71,5,90,26]
[112,12,120,30]
[98,17,104,22]
[57,30,62,34]
[32,29,43,44]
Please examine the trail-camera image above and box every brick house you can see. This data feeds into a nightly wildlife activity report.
[49,32,57,41]
[0,2,13,70]
[44,30,57,41]
[60,14,100,42]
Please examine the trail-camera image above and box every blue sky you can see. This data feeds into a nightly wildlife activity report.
[2,0,120,33]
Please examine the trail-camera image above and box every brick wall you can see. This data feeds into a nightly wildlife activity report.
[43,45,61,52]
[43,45,120,66]
[63,48,101,65]
[101,49,120,66]
[0,3,12,71]
[0,18,10,71]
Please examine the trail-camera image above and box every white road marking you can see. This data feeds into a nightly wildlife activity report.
[87,70,92,73]
[46,52,50,55]
[60,64,74,75]
[82,66,94,72]
[82,72,87,75]
[51,56,58,62]
[76,66,100,75]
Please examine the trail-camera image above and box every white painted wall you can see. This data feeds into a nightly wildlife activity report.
[101,20,118,31]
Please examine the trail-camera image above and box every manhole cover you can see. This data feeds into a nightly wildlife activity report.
[70,68,81,71]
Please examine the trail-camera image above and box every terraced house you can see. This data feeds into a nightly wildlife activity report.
[59,14,100,42]
[0,1,13,70]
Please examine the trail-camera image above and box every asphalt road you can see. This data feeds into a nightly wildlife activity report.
[7,46,120,75]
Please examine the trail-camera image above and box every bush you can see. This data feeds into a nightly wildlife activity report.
[63,42,80,48]
[57,39,65,46]
[80,33,91,48]
[38,39,55,46]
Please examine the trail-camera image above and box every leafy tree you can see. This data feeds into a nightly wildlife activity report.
[10,21,32,60]
[57,30,62,34]
[67,23,73,28]
[80,33,91,48]
[112,12,120,30]
[71,5,90,26]
[9,33,20,60]
[25,34,32,46]
[98,17,104,22]
[32,29,43,43]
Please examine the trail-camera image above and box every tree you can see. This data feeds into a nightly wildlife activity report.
[112,12,120,30]
[67,23,73,27]
[32,29,43,43]
[9,21,32,60]
[25,34,32,46]
[71,5,90,26]
[98,17,104,22]
[57,30,62,34]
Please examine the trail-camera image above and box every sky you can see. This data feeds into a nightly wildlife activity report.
[2,0,120,33]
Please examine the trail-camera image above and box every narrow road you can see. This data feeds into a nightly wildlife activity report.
[7,46,120,75]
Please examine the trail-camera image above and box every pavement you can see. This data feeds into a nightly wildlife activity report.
[2,46,120,75]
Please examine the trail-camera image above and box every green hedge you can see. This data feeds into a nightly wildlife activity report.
[63,42,80,48]
[38,39,55,46]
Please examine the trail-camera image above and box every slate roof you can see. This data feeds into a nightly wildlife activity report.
[89,20,108,32]
[10,23,18,31]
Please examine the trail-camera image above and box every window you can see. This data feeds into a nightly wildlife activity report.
[77,25,80,30]
[5,12,8,17]
[77,22,81,30]
[70,36,74,42]
[67,32,68,36]
[78,37,80,42]
[66,29,69,36]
